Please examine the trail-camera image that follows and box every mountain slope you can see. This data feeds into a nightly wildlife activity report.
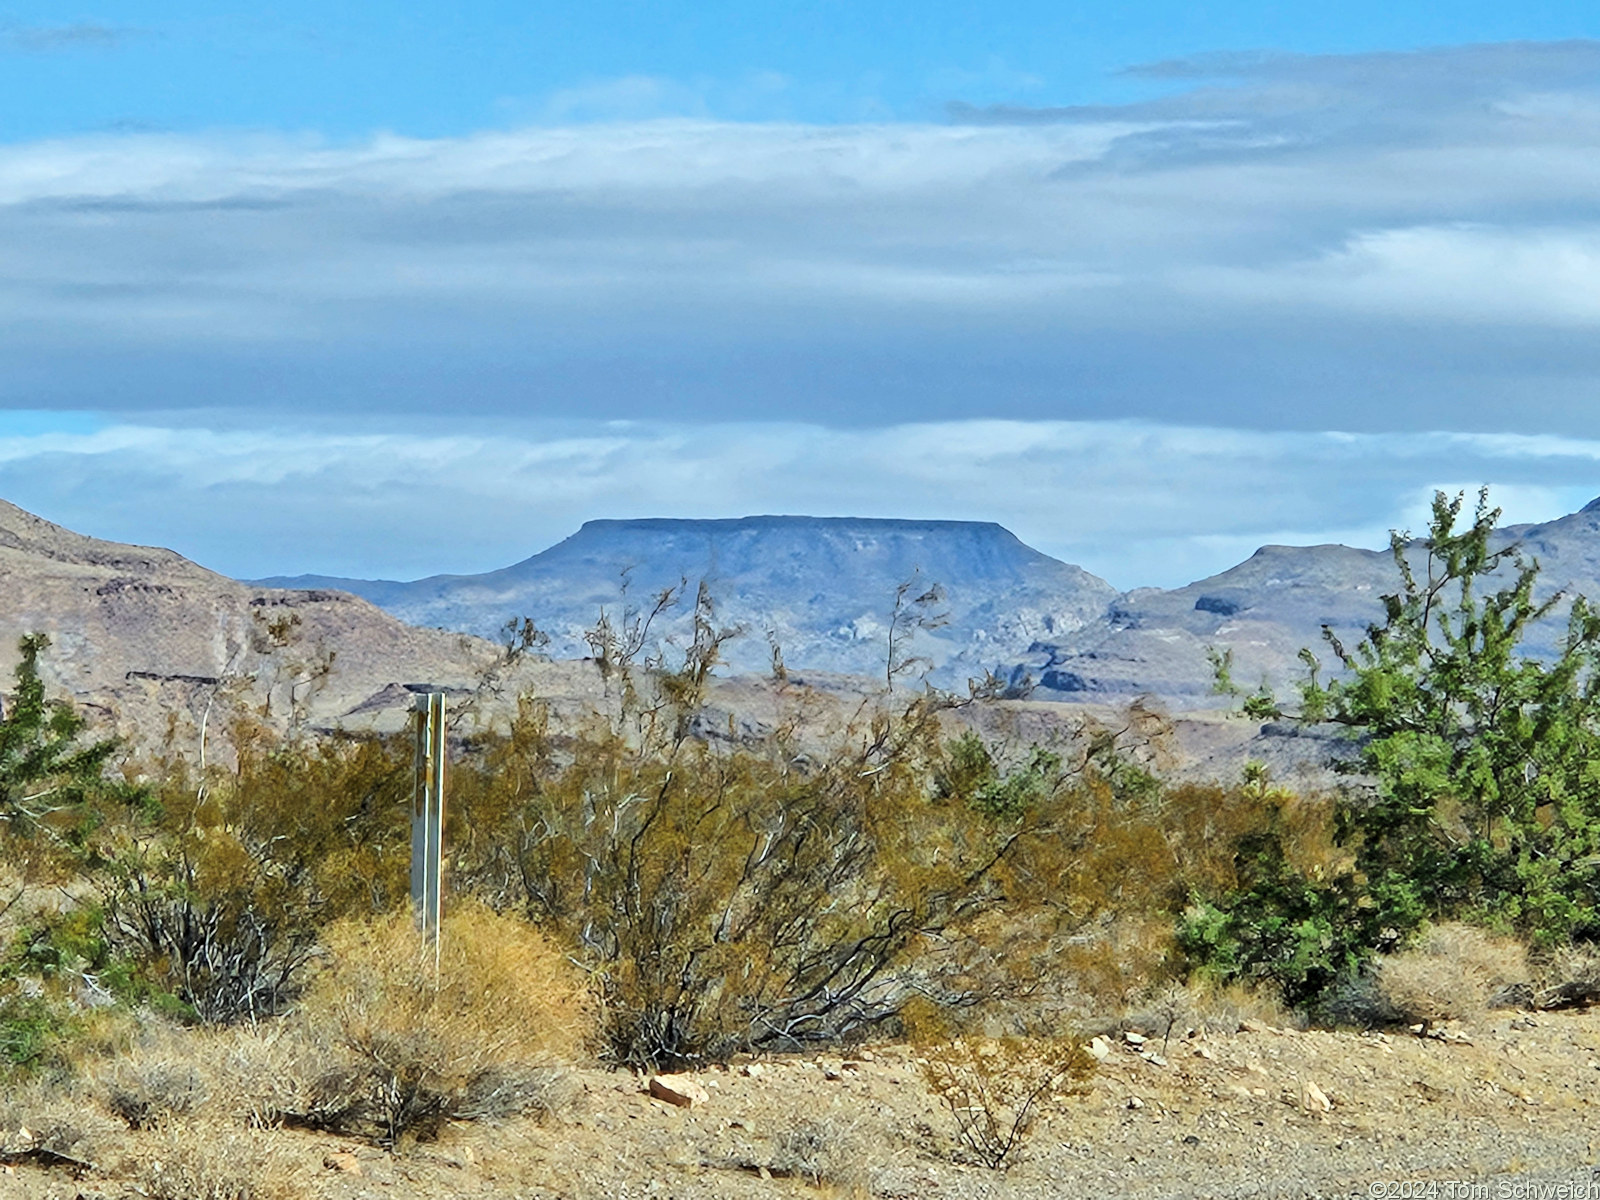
[1026,498,1600,706]
[0,499,507,753]
[260,516,1119,682]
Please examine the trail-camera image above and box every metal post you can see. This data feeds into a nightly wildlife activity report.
[411,691,446,961]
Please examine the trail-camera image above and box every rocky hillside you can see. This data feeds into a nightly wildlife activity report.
[259,516,1119,684]
[1025,497,1600,707]
[0,498,514,756]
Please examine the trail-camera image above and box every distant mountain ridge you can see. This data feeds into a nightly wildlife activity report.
[1023,499,1600,705]
[257,515,1119,683]
[260,498,1600,708]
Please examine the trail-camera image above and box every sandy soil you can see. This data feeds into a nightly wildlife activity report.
[8,1006,1600,1200]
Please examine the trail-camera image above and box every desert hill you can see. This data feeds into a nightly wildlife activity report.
[0,501,1142,769]
[0,498,519,756]
[1025,497,1600,706]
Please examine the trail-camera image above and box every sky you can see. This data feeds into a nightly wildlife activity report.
[5,4,1600,587]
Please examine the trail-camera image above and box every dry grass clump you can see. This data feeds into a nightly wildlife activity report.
[90,1022,311,1132]
[0,1077,128,1171]
[768,1107,871,1191]
[99,1043,208,1130]
[1372,922,1529,1026]
[142,1118,300,1200]
[296,903,591,1146]
[1125,977,1295,1040]
[1532,941,1600,1009]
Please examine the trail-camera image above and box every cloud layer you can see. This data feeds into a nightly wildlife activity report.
[1,414,1596,589]
[4,40,1600,432]
[4,41,1600,587]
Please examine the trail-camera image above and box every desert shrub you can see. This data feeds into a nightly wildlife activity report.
[295,904,589,1146]
[769,1109,870,1190]
[1177,777,1373,1008]
[97,732,412,1024]
[0,633,130,849]
[1369,922,1528,1027]
[908,1006,1094,1171]
[1532,940,1600,1008]
[451,657,1309,1067]
[452,691,1057,1068]
[0,978,81,1079]
[141,1119,299,1200]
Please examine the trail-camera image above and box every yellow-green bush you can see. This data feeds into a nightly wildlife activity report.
[295,904,590,1145]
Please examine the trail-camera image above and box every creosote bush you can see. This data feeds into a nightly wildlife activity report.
[97,729,413,1024]
[295,904,590,1146]
[448,607,1320,1069]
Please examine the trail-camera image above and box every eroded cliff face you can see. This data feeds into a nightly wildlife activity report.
[0,498,512,758]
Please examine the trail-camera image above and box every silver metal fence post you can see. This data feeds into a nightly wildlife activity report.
[411,691,446,964]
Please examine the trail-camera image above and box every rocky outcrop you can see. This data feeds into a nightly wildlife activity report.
[1023,498,1600,708]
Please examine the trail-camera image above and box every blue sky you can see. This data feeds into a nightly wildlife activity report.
[6,2,1600,136]
[5,5,1600,587]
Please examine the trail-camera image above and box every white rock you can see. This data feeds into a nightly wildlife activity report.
[1301,1081,1332,1113]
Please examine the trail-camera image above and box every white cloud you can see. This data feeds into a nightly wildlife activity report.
[5,42,1600,573]
[1194,225,1600,325]
[0,415,1596,590]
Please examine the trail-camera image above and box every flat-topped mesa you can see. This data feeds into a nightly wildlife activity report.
[256,515,1119,681]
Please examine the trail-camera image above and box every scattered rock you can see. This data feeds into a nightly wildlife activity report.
[1127,1096,1145,1109]
[741,1063,765,1079]
[1194,1045,1215,1060]
[324,1151,363,1176]
[1301,1081,1332,1113]
[1141,1052,1169,1067]
[1124,1032,1148,1048]
[649,1075,710,1109]
[1088,1036,1113,1062]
